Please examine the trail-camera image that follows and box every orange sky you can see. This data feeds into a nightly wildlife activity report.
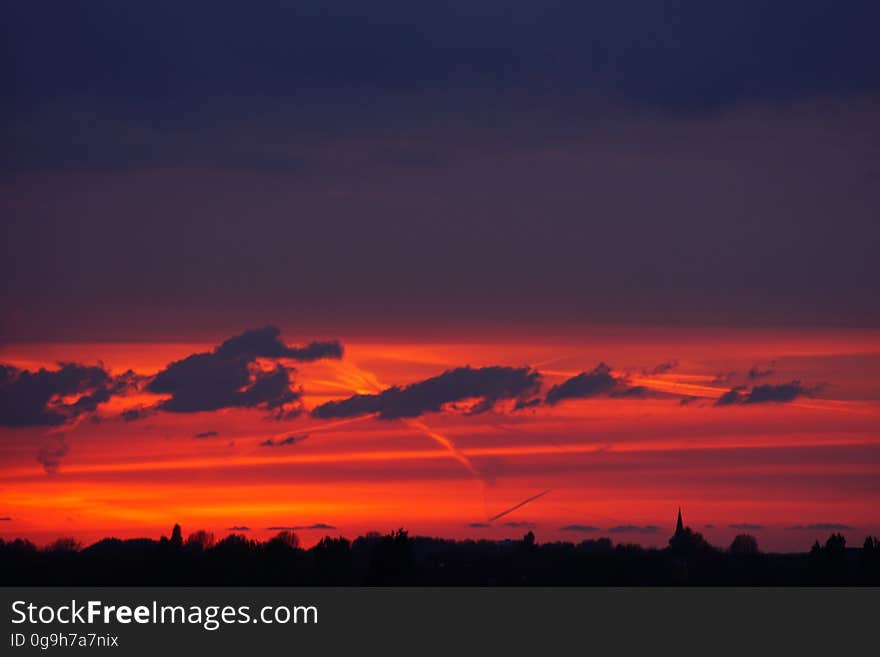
[1,325,879,551]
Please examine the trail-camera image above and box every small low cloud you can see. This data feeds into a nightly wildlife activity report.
[259,434,308,447]
[503,521,535,529]
[0,516,12,521]
[704,524,716,529]
[467,522,491,528]
[648,360,679,375]
[712,371,737,385]
[226,526,251,531]
[607,525,661,534]
[121,407,153,422]
[788,523,853,531]
[559,524,600,532]
[193,430,219,439]
[747,364,775,380]
[729,523,765,531]
[266,523,336,530]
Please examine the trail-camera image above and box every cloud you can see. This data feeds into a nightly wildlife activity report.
[559,524,600,533]
[545,363,618,405]
[712,371,737,385]
[0,329,340,426]
[193,431,219,439]
[607,525,661,534]
[265,523,336,531]
[0,516,12,521]
[704,524,716,529]
[728,523,765,531]
[312,365,541,420]
[146,327,341,416]
[648,360,679,375]
[259,434,308,448]
[467,522,491,529]
[788,523,853,531]
[747,364,775,380]
[226,526,251,531]
[503,521,535,529]
[544,363,662,405]
[715,386,748,406]
[0,362,114,427]
[37,436,69,474]
[120,407,153,422]
[212,326,342,362]
[716,381,818,406]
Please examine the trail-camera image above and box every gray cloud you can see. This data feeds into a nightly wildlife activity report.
[728,523,765,531]
[226,526,251,531]
[193,431,219,439]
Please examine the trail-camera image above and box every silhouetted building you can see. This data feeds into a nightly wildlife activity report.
[668,507,713,559]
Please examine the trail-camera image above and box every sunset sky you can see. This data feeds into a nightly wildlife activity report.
[2,2,879,551]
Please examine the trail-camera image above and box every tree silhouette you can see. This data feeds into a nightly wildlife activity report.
[170,523,183,548]
[3,525,879,586]
[269,530,300,550]
[185,530,215,551]
[46,537,82,553]
[729,534,759,557]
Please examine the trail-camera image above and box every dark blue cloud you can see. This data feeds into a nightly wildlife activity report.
[0,362,114,427]
[312,366,541,420]
[545,363,618,405]
[715,381,818,406]
[147,327,341,415]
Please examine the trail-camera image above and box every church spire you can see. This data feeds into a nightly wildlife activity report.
[675,507,684,535]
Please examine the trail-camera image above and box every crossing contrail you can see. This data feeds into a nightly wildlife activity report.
[488,489,551,522]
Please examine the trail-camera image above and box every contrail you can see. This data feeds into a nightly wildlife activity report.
[321,360,484,479]
[488,489,551,522]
